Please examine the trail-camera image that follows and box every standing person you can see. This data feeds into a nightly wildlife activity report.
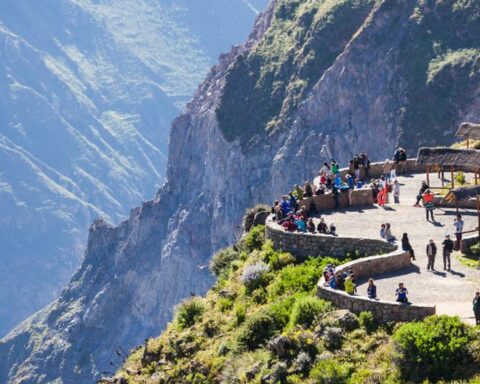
[377,176,386,206]
[346,174,354,205]
[393,179,400,204]
[333,186,340,209]
[473,292,480,326]
[442,234,454,271]
[454,214,464,250]
[414,181,429,206]
[281,195,291,215]
[367,278,377,299]
[383,159,393,181]
[395,283,409,303]
[331,159,339,175]
[426,239,437,271]
[422,189,435,221]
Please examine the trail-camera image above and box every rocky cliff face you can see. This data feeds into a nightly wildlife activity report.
[2,0,480,383]
[0,0,265,336]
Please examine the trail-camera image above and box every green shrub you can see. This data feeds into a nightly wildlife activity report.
[218,297,233,312]
[393,315,475,382]
[358,311,376,334]
[234,303,247,326]
[269,251,296,270]
[309,358,353,383]
[289,297,332,329]
[455,171,466,185]
[243,225,266,252]
[176,298,205,329]
[268,257,338,300]
[469,242,480,257]
[210,247,240,276]
[237,310,277,350]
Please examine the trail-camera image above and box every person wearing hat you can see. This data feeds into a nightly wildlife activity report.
[473,292,480,325]
[426,239,437,271]
[442,234,454,271]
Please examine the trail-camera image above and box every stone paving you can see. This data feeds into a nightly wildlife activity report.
[315,172,480,324]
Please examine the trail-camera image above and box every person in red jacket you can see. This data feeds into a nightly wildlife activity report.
[422,189,435,221]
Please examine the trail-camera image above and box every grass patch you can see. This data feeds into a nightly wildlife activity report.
[455,252,480,269]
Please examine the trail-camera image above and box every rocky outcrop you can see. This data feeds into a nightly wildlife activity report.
[2,1,480,383]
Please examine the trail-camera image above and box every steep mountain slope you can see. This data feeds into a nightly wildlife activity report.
[0,0,265,336]
[2,0,480,383]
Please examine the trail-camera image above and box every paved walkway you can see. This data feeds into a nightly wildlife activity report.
[316,172,480,324]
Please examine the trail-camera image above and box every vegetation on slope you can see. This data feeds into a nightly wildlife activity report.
[116,225,480,384]
[398,0,480,150]
[216,0,376,148]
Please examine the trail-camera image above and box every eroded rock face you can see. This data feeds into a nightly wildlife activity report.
[2,1,480,383]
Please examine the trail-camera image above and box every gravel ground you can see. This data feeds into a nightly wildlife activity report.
[313,172,480,323]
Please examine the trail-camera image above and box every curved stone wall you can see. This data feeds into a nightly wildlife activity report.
[317,251,436,322]
[265,218,396,259]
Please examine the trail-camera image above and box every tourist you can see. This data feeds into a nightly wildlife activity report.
[329,223,337,236]
[454,214,464,250]
[272,200,284,222]
[333,186,340,209]
[355,178,363,189]
[336,272,347,291]
[442,234,454,271]
[271,200,279,215]
[395,283,409,303]
[295,217,307,232]
[380,223,386,239]
[307,218,316,233]
[359,152,371,180]
[320,162,330,175]
[293,184,304,201]
[289,192,298,212]
[377,176,386,206]
[313,171,322,190]
[317,218,328,233]
[414,180,429,206]
[326,176,333,190]
[329,274,337,289]
[345,274,357,295]
[331,159,339,175]
[346,174,354,205]
[353,156,361,180]
[422,189,435,221]
[371,181,379,203]
[367,278,377,299]
[393,179,400,204]
[394,147,408,174]
[281,195,291,215]
[473,292,480,326]
[426,238,437,271]
[383,159,393,181]
[304,181,313,198]
[282,215,297,232]
[385,223,394,242]
[297,206,308,221]
[315,183,326,195]
[401,233,416,260]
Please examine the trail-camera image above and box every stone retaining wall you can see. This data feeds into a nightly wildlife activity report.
[317,251,436,322]
[265,219,396,259]
[460,233,480,254]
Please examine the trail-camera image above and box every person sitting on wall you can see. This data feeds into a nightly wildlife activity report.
[401,233,416,260]
[315,183,326,195]
[303,181,313,198]
[288,192,298,212]
[385,223,395,242]
[331,159,339,175]
[295,217,307,232]
[329,222,337,236]
[317,218,328,234]
[367,278,377,299]
[296,206,308,221]
[380,224,386,239]
[345,274,357,295]
[282,215,297,232]
[358,152,371,180]
[395,283,409,304]
[320,162,330,175]
[336,271,347,290]
[355,178,363,189]
[307,218,316,233]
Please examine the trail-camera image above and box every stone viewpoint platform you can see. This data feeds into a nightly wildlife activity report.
[265,164,480,324]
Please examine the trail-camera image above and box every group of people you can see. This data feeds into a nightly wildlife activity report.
[323,264,412,304]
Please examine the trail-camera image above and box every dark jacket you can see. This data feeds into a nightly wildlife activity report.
[426,242,437,256]
[401,237,412,251]
[442,239,454,252]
